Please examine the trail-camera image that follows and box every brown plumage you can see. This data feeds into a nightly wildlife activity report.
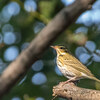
[51,45,100,83]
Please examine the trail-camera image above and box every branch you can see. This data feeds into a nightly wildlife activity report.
[53,82,100,100]
[0,0,96,98]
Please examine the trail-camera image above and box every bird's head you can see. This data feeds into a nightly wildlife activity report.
[51,45,68,55]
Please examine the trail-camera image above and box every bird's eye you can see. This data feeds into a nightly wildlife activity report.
[60,47,64,49]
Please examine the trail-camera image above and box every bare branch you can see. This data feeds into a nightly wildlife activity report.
[53,82,100,100]
[0,0,96,98]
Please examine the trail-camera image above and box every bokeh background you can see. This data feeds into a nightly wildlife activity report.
[0,0,100,100]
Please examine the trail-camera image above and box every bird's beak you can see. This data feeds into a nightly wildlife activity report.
[50,46,57,49]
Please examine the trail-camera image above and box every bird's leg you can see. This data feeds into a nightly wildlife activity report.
[61,77,79,86]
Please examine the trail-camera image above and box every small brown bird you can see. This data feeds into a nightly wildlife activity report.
[51,45,100,83]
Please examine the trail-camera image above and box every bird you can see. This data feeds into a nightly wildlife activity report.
[51,45,100,83]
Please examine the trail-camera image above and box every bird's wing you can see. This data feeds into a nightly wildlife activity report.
[64,55,94,77]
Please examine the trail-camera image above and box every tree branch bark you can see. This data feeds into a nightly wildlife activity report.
[0,0,96,98]
[53,82,100,100]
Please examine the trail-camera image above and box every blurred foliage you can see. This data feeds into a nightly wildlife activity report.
[0,0,100,100]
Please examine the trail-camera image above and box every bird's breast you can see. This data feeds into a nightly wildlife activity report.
[57,59,75,79]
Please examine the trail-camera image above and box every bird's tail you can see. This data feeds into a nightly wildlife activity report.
[90,76,100,83]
